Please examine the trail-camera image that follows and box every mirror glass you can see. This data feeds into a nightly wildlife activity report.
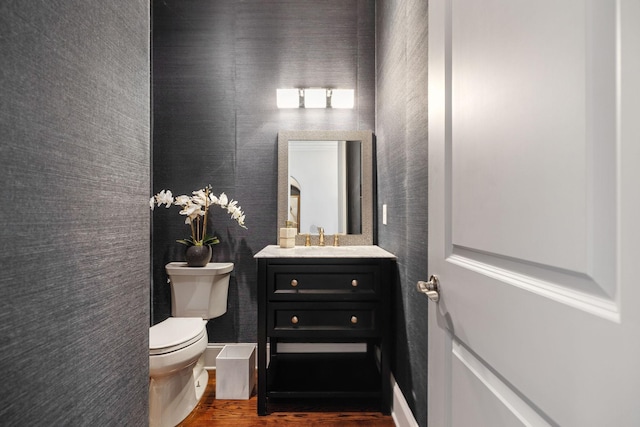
[278,130,374,245]
[288,140,361,235]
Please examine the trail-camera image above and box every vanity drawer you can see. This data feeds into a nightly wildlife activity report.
[268,264,379,300]
[268,302,378,337]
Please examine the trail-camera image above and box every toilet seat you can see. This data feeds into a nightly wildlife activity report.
[149,317,206,356]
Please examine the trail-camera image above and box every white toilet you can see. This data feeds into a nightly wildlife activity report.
[149,262,234,427]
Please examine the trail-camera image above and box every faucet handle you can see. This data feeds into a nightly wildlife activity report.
[333,234,340,246]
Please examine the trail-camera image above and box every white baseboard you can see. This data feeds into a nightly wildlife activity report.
[204,343,419,427]
[390,372,420,427]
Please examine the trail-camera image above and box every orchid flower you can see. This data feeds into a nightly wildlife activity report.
[174,195,191,206]
[191,189,208,206]
[179,203,202,218]
[150,186,247,246]
[153,189,173,208]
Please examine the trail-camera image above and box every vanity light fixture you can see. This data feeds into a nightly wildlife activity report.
[328,89,355,109]
[276,89,302,108]
[276,88,355,109]
[303,88,328,108]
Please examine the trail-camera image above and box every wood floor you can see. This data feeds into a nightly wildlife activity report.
[178,370,396,426]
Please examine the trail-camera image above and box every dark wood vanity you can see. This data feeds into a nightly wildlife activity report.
[255,245,396,415]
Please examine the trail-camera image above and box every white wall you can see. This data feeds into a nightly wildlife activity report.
[289,141,343,234]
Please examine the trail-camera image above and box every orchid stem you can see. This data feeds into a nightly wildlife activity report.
[202,187,209,242]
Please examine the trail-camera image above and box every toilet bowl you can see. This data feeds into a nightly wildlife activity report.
[149,262,234,427]
[149,317,208,427]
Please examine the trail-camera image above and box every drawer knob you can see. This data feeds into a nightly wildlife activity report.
[291,279,298,287]
[351,315,358,324]
[291,316,299,324]
[351,279,358,287]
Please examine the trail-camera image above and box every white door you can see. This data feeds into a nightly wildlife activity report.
[426,1,640,426]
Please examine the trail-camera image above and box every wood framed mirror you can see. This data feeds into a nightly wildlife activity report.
[278,130,374,246]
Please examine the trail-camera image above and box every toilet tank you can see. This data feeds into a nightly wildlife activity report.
[165,262,234,319]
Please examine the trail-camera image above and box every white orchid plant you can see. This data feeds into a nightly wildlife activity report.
[150,185,246,247]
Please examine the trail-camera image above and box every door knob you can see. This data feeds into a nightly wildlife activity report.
[417,275,440,302]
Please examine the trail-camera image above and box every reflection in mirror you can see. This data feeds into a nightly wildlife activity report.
[278,130,374,246]
[288,140,361,235]
[289,176,301,232]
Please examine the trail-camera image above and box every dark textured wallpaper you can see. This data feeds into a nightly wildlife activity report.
[0,1,150,425]
[376,0,430,426]
[152,0,375,343]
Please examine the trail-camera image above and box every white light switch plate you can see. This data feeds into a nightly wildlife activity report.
[382,204,387,225]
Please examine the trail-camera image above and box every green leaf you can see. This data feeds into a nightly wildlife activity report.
[176,237,195,246]
[202,234,220,246]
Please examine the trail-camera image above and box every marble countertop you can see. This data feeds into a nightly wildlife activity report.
[254,245,396,259]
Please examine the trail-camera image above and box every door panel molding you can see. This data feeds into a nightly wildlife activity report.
[448,247,620,322]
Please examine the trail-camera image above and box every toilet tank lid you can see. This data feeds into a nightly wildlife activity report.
[149,317,206,351]
[165,262,233,276]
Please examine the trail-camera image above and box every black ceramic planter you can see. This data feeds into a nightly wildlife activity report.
[185,245,211,267]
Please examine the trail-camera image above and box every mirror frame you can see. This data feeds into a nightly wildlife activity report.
[278,130,374,246]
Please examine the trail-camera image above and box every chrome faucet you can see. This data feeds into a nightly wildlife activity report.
[318,227,325,246]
